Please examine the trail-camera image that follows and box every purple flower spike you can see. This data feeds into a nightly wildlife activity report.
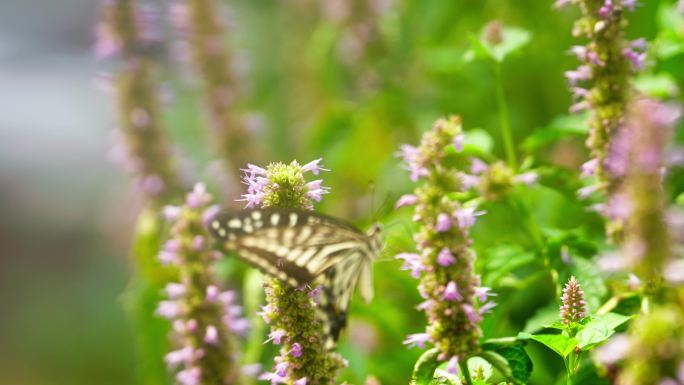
[560,276,587,324]
[403,333,431,349]
[443,281,463,301]
[437,248,455,267]
[301,158,329,175]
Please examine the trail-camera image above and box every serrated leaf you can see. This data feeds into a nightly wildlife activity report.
[481,340,533,384]
[468,356,493,381]
[576,313,631,350]
[430,369,461,385]
[530,333,577,358]
[411,348,442,385]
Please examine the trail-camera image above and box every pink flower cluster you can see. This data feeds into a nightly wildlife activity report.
[157,183,249,385]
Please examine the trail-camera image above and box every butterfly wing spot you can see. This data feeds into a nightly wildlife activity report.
[251,211,262,220]
[296,226,313,243]
[211,220,220,230]
[307,216,319,225]
[227,233,236,241]
[228,219,241,229]
[217,228,227,237]
[270,213,280,226]
[288,212,298,227]
[243,224,254,233]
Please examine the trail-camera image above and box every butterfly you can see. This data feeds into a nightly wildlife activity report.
[207,207,384,347]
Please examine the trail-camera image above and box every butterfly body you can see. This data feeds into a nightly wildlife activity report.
[208,208,383,345]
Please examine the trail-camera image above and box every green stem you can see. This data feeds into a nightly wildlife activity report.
[564,355,574,385]
[494,63,517,168]
[459,359,474,385]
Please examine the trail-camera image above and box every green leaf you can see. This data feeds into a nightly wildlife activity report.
[468,356,493,381]
[481,340,533,384]
[464,128,494,154]
[570,258,608,312]
[522,113,589,151]
[576,313,631,350]
[633,73,680,99]
[430,369,461,385]
[530,333,577,358]
[411,348,442,385]
[121,208,174,385]
[465,26,532,63]
[523,302,562,334]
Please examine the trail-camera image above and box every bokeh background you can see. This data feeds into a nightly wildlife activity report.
[1,1,682,384]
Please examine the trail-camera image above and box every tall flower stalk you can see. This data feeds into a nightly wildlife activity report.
[157,183,249,385]
[170,0,256,170]
[605,98,681,300]
[595,99,683,385]
[558,0,645,223]
[98,0,182,205]
[238,159,346,385]
[396,116,495,382]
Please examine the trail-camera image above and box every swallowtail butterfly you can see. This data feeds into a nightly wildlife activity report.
[207,208,384,346]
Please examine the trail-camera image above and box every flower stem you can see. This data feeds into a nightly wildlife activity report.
[495,63,517,169]
[459,359,474,385]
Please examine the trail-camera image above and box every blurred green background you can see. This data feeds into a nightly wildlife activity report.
[1,0,682,384]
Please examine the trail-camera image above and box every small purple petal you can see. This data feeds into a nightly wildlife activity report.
[290,342,303,358]
[443,281,463,301]
[301,158,330,175]
[435,213,452,232]
[436,248,455,267]
[395,194,418,208]
[402,333,431,349]
[446,356,459,375]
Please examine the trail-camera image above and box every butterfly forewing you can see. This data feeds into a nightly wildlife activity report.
[208,208,382,346]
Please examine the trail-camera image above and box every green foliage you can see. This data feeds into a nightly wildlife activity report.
[121,208,174,385]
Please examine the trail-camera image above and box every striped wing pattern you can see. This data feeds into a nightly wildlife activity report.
[208,208,382,345]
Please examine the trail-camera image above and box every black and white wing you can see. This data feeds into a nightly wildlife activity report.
[207,208,380,344]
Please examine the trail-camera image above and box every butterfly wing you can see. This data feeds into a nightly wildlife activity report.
[208,208,374,345]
